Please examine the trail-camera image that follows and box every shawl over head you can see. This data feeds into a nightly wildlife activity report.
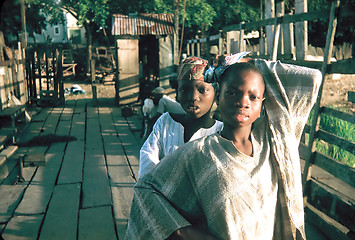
[204,52,250,83]
[177,56,208,81]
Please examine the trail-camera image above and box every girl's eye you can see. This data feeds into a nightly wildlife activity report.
[250,95,262,101]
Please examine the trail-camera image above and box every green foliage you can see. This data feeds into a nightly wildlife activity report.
[308,107,355,167]
[0,0,49,44]
[308,0,355,47]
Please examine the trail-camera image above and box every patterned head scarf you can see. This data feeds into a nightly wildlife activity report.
[177,56,208,81]
[204,52,250,83]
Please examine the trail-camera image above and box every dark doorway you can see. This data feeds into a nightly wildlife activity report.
[138,35,159,102]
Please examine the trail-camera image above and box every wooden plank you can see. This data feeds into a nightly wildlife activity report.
[69,103,86,142]
[57,140,84,184]
[17,121,45,144]
[82,116,111,208]
[15,145,65,214]
[1,215,44,240]
[38,183,81,240]
[317,129,355,155]
[313,151,355,189]
[82,152,111,208]
[78,205,117,240]
[0,156,18,184]
[59,100,75,121]
[31,107,51,122]
[111,109,140,178]
[327,58,355,74]
[223,10,329,32]
[23,146,46,167]
[0,145,18,159]
[41,107,63,135]
[305,203,351,240]
[112,186,134,239]
[0,185,26,223]
[321,107,354,124]
[307,179,355,233]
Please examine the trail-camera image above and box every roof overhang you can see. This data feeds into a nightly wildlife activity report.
[112,13,175,36]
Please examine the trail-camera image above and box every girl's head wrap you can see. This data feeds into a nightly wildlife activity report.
[204,52,250,83]
[177,56,208,81]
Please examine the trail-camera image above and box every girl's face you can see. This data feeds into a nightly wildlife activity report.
[177,80,215,119]
[217,69,264,129]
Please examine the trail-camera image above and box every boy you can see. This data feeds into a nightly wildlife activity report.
[127,55,322,239]
[138,57,225,178]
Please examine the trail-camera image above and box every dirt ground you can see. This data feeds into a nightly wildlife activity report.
[63,74,355,113]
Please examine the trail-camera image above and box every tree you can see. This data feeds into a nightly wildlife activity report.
[0,0,52,46]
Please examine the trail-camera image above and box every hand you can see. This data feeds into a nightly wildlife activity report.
[167,226,218,240]
[239,57,253,63]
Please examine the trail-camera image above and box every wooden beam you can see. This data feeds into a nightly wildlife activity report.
[302,0,340,191]
[295,0,308,60]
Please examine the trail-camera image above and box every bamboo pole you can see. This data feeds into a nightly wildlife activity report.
[302,0,340,197]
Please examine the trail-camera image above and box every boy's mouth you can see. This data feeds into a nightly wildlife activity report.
[187,105,199,112]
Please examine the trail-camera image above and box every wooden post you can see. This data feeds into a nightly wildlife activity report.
[276,2,284,57]
[218,30,223,55]
[53,49,59,101]
[20,0,27,48]
[174,0,180,66]
[191,41,195,56]
[187,41,191,56]
[91,59,97,106]
[17,42,26,103]
[272,14,281,61]
[196,36,201,57]
[283,13,295,60]
[57,48,65,105]
[239,23,245,52]
[265,0,275,56]
[295,0,308,60]
[302,0,340,199]
[45,50,50,90]
[37,50,42,92]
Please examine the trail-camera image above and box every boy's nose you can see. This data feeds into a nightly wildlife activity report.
[189,89,200,101]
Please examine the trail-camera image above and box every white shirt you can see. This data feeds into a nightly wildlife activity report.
[139,112,224,178]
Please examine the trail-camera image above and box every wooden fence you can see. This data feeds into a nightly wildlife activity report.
[25,46,65,107]
[186,0,354,239]
[0,33,27,111]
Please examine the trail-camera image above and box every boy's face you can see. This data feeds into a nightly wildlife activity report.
[152,94,163,105]
[217,69,264,128]
[177,80,215,119]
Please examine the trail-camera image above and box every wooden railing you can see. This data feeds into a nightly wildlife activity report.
[299,105,354,239]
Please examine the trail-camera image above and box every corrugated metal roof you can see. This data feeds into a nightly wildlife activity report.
[112,13,175,36]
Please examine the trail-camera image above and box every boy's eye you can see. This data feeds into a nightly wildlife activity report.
[197,87,208,94]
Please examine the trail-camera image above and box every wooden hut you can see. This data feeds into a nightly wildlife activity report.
[111,13,175,105]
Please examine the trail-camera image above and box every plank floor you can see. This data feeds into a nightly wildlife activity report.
[0,99,141,240]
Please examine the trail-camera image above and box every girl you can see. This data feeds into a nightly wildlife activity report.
[127,55,322,240]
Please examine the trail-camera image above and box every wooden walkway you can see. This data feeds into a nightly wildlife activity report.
[0,98,346,240]
[0,99,142,240]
